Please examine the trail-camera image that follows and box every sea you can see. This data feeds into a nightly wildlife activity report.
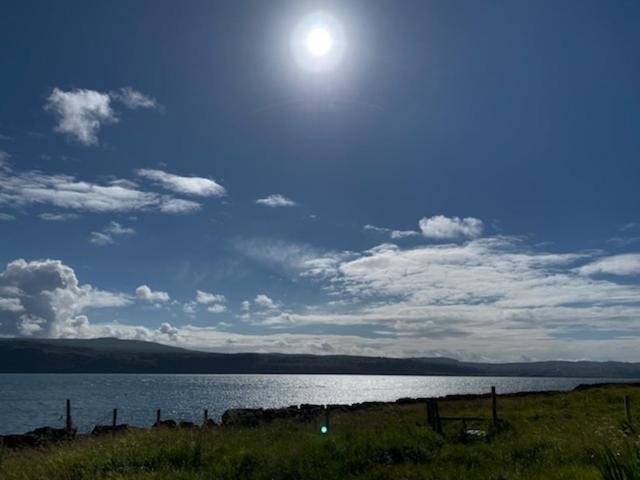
[0,374,635,435]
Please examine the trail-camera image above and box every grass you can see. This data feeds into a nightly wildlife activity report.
[1,384,639,480]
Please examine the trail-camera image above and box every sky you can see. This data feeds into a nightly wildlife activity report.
[1,0,640,362]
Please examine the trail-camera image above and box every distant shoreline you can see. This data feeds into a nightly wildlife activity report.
[2,337,640,377]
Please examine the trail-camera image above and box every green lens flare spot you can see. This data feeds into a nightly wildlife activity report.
[320,425,328,434]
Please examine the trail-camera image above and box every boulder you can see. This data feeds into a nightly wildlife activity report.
[221,408,265,427]
[91,424,129,436]
[153,419,177,429]
[0,426,75,449]
[178,421,198,429]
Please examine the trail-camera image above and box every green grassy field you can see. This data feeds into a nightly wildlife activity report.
[1,384,639,480]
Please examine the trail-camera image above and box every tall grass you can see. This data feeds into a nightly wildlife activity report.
[0,385,638,480]
[596,446,640,480]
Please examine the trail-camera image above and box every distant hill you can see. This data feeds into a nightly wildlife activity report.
[1,337,639,377]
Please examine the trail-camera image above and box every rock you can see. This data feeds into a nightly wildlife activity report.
[222,408,264,427]
[0,426,75,449]
[203,418,219,428]
[91,424,129,436]
[178,421,198,429]
[153,419,177,429]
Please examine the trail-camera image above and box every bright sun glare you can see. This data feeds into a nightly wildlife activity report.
[292,12,345,73]
[306,27,333,56]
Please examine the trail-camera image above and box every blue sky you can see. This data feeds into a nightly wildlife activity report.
[1,0,639,361]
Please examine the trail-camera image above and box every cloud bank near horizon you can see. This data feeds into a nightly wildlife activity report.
[2,225,640,362]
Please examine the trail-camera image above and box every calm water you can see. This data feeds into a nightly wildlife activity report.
[0,374,634,434]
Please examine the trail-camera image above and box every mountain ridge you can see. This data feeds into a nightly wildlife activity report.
[1,337,639,377]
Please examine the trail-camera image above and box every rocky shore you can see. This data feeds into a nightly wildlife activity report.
[2,382,637,449]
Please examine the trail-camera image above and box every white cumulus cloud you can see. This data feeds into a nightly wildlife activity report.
[196,290,226,304]
[254,294,278,310]
[45,87,159,145]
[0,258,130,337]
[419,215,484,240]
[135,285,170,303]
[45,88,116,146]
[196,290,226,314]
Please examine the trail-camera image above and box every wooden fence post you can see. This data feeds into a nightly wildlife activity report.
[325,405,331,432]
[65,399,72,431]
[433,399,442,434]
[112,409,118,429]
[491,386,498,426]
[203,409,209,424]
[156,408,161,424]
[624,396,632,423]
[426,399,442,434]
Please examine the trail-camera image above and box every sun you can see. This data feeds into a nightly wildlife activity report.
[291,12,345,74]
[306,27,333,57]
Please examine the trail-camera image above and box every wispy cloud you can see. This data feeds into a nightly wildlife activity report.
[90,221,136,246]
[112,87,160,110]
[0,163,201,215]
[0,212,16,221]
[39,212,80,221]
[578,254,640,277]
[137,169,226,197]
[364,224,419,239]
[256,194,297,207]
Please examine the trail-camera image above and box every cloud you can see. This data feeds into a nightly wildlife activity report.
[45,87,160,145]
[89,232,114,246]
[0,258,130,337]
[0,297,24,313]
[196,290,226,304]
[578,254,640,277]
[419,215,484,239]
[39,213,80,221]
[112,87,159,110]
[234,233,640,359]
[135,285,170,303]
[137,169,226,197]
[0,212,15,221]
[196,290,227,314]
[207,304,227,313]
[0,163,201,215]
[158,198,201,213]
[2,247,640,360]
[90,221,135,246]
[45,88,116,145]
[364,224,419,240]
[256,194,297,207]
[254,294,278,310]
[157,322,179,340]
[235,238,351,279]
